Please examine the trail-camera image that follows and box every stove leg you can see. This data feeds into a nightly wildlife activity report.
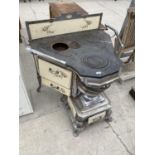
[105,109,112,122]
[60,95,69,109]
[70,114,84,137]
[72,122,80,137]
[66,99,85,137]
[60,95,67,104]
[36,75,41,92]
[72,120,85,137]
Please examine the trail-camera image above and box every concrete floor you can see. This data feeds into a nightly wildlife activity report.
[19,0,134,155]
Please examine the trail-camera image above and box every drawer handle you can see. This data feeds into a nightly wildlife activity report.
[49,68,53,73]
[50,83,65,93]
[48,68,67,78]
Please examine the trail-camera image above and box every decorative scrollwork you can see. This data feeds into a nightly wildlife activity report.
[42,24,54,34]
[49,68,67,78]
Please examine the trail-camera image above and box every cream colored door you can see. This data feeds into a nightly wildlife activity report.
[38,59,72,89]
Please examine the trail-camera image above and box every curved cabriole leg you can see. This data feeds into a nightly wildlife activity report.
[36,75,41,92]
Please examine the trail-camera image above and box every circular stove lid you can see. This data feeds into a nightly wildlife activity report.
[82,55,109,69]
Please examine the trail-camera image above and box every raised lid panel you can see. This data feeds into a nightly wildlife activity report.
[26,14,102,40]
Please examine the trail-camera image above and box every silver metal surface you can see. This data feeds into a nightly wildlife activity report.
[80,94,105,107]
[67,92,111,119]
[79,73,119,87]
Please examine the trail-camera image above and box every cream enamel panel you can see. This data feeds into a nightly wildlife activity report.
[29,15,101,40]
[88,111,106,124]
[38,59,72,89]
[42,78,71,96]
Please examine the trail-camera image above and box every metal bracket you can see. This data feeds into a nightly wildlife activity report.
[104,24,124,49]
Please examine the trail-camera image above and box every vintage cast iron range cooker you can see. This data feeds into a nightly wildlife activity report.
[26,13,122,136]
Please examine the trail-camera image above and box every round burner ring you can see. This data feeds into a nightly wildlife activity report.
[82,55,109,69]
[52,43,69,51]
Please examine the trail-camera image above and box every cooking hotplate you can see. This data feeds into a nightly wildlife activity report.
[30,29,121,78]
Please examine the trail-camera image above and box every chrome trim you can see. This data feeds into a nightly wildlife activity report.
[26,46,67,65]
[79,74,119,87]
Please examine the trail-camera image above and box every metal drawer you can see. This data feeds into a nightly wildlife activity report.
[42,78,71,96]
[38,59,72,89]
